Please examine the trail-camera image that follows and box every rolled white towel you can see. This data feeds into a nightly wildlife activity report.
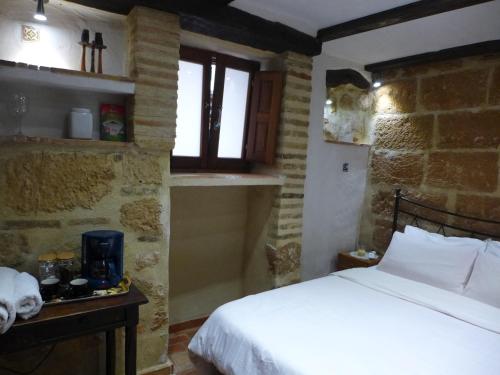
[0,267,18,334]
[14,272,43,320]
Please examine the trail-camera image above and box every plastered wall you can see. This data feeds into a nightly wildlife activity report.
[0,0,126,75]
[301,54,370,280]
[169,187,248,324]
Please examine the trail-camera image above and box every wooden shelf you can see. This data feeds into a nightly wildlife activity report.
[324,139,372,148]
[0,60,135,95]
[170,173,285,187]
[0,135,133,150]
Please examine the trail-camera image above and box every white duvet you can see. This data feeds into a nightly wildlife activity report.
[189,268,500,375]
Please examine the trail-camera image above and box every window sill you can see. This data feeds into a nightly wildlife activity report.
[169,173,285,187]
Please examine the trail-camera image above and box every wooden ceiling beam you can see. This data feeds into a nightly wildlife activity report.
[180,8,322,56]
[64,0,321,56]
[318,0,494,42]
[365,40,500,73]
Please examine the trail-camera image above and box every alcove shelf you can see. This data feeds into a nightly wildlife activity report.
[0,60,135,95]
[170,173,286,187]
[325,139,372,147]
[0,135,133,150]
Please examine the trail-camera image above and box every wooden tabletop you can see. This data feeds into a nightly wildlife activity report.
[12,284,148,327]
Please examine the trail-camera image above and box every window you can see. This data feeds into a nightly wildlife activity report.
[172,46,259,171]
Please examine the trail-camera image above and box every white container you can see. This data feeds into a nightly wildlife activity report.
[69,108,93,139]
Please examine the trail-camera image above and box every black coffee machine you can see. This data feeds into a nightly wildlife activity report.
[82,230,124,290]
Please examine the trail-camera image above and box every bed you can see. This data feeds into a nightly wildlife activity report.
[188,190,500,375]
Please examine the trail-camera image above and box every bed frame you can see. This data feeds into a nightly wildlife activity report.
[392,189,500,240]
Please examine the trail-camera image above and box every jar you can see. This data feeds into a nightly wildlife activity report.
[57,251,75,284]
[69,108,93,139]
[38,252,59,280]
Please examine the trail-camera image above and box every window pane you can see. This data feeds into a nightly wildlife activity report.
[217,68,250,159]
[173,61,203,157]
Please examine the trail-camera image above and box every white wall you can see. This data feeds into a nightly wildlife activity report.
[301,53,370,281]
[0,1,128,138]
[0,0,126,75]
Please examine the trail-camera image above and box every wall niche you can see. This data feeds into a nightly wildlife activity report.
[323,69,373,145]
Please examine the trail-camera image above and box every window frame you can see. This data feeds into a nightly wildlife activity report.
[171,46,260,172]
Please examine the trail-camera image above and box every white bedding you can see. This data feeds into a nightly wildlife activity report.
[189,268,500,375]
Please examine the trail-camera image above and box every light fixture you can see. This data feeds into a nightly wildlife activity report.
[325,99,333,105]
[372,81,382,88]
[34,0,47,21]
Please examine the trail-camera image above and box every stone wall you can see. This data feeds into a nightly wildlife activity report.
[0,6,179,375]
[0,143,171,375]
[360,54,500,251]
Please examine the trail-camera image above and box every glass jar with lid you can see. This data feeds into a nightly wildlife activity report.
[56,251,76,284]
[38,252,59,281]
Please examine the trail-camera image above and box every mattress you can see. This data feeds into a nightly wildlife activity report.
[188,268,500,375]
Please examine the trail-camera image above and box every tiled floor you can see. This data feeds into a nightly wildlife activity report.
[168,318,207,375]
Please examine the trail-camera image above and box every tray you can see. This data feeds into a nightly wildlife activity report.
[44,283,131,306]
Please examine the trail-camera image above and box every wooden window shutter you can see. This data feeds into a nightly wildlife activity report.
[245,71,284,165]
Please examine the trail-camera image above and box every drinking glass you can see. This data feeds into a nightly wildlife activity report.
[8,93,29,135]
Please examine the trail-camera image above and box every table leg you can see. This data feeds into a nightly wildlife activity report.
[106,330,116,375]
[125,324,137,375]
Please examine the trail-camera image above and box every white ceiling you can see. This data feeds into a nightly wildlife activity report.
[232,0,500,66]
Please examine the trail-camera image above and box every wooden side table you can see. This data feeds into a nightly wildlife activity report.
[337,251,381,271]
[0,285,148,375]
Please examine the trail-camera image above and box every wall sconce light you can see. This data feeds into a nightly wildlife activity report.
[34,0,47,21]
[325,99,333,105]
[372,81,382,88]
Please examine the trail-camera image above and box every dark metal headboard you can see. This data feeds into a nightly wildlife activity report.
[392,189,500,240]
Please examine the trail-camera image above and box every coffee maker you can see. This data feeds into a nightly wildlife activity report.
[81,230,124,290]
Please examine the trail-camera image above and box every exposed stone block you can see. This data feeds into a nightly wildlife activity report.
[266,242,301,276]
[371,151,424,186]
[124,154,162,185]
[371,189,448,222]
[0,233,30,267]
[372,219,393,252]
[427,152,498,192]
[438,110,500,148]
[420,69,488,110]
[137,235,160,243]
[120,198,162,235]
[456,194,500,222]
[399,59,464,78]
[452,193,500,237]
[4,153,114,213]
[135,251,161,272]
[490,66,500,105]
[151,309,168,331]
[374,114,434,150]
[375,79,417,114]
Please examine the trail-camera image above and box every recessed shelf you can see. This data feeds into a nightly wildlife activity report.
[170,173,286,187]
[0,60,135,95]
[324,139,372,147]
[0,135,133,150]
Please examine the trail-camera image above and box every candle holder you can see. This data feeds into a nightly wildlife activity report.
[79,29,91,72]
[94,32,107,74]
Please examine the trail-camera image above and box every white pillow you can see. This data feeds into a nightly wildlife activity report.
[404,225,486,249]
[485,240,500,257]
[379,231,480,293]
[464,251,500,308]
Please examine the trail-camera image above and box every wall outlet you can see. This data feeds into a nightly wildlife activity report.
[342,162,349,172]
